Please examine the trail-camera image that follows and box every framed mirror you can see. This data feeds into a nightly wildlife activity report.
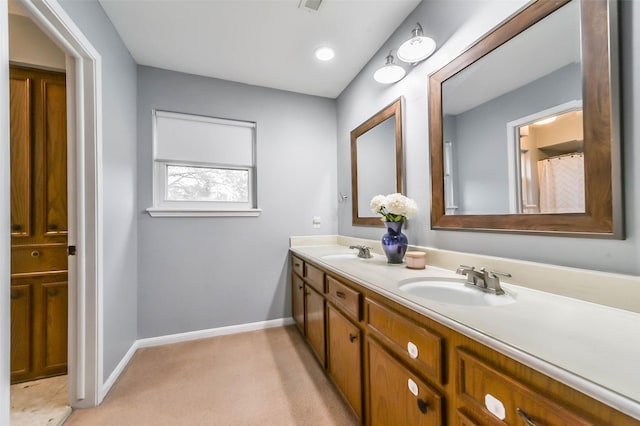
[351,98,403,226]
[429,0,621,237]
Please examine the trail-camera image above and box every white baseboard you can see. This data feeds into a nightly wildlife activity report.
[100,317,295,399]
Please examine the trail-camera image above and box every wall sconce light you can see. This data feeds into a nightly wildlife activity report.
[373,51,406,84]
[397,23,436,63]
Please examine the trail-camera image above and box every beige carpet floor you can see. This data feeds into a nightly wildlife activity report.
[65,326,358,425]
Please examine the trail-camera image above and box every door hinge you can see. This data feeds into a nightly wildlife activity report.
[68,245,77,256]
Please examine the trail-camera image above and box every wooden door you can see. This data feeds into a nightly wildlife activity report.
[10,65,68,383]
[368,339,443,426]
[292,274,305,334]
[327,304,362,419]
[304,284,325,366]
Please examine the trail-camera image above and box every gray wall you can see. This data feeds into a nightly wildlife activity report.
[136,66,337,338]
[451,63,581,214]
[338,0,640,276]
[59,0,138,382]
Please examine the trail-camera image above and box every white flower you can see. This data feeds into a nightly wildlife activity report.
[370,194,388,214]
[369,193,418,222]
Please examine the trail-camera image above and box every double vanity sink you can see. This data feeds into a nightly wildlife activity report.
[294,240,640,422]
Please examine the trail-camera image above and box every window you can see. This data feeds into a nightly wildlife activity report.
[148,110,260,217]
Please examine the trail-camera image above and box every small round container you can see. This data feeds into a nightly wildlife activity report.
[405,251,426,269]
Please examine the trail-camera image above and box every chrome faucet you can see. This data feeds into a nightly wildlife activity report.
[456,265,511,295]
[349,245,373,259]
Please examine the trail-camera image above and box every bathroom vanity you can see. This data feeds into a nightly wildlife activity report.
[289,238,639,425]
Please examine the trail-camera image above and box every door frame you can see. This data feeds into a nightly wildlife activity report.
[1,0,103,418]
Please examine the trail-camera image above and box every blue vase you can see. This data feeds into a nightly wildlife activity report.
[381,221,408,264]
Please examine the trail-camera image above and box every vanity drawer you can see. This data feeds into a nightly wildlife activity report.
[366,299,443,384]
[291,255,304,277]
[326,275,361,321]
[457,348,594,425]
[304,262,325,293]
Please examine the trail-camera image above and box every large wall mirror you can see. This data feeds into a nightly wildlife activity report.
[351,98,403,226]
[429,0,622,237]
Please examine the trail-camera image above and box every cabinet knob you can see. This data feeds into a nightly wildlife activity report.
[47,289,59,296]
[417,398,428,414]
[516,408,537,426]
[348,333,357,343]
[31,250,40,258]
[336,291,346,299]
[11,224,22,231]
[298,284,303,290]
[48,223,59,231]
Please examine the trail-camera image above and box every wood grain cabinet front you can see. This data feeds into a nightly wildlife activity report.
[327,275,361,321]
[305,262,325,293]
[368,337,444,425]
[327,304,362,420]
[457,348,597,425]
[366,298,443,385]
[305,284,326,367]
[291,274,305,334]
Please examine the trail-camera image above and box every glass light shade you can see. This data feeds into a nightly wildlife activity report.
[374,53,406,84]
[374,64,406,84]
[397,35,436,63]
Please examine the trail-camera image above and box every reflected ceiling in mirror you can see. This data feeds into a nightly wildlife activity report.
[429,0,622,237]
[351,98,403,226]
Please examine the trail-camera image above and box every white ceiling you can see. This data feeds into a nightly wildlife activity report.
[98,0,421,99]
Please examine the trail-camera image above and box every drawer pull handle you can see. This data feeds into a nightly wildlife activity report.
[516,408,537,426]
[11,291,23,300]
[417,398,428,414]
[348,333,357,342]
[294,263,301,267]
[47,289,59,296]
[298,284,303,290]
[31,250,40,258]
[336,291,346,299]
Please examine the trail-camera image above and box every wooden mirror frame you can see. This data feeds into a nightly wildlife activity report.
[351,98,404,226]
[429,0,622,237]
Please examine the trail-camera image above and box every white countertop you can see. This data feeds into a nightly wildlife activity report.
[290,243,640,421]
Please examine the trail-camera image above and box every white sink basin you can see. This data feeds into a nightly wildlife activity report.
[398,277,515,307]
[321,253,375,260]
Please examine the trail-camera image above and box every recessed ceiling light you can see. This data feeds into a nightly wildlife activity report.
[315,47,335,61]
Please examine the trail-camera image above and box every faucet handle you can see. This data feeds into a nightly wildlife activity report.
[489,270,511,278]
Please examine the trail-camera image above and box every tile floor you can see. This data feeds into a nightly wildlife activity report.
[11,375,71,426]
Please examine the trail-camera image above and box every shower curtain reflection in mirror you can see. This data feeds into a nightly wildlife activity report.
[538,153,585,213]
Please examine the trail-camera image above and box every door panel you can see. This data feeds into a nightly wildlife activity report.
[10,284,32,378]
[9,75,32,238]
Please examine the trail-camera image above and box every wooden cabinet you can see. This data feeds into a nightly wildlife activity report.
[289,252,638,425]
[10,65,68,383]
[292,274,305,333]
[456,348,595,425]
[327,304,362,419]
[305,284,326,366]
[368,338,443,425]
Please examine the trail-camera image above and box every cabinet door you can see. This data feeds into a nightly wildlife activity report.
[368,338,443,426]
[292,274,305,333]
[327,304,362,419]
[11,284,33,380]
[305,284,326,366]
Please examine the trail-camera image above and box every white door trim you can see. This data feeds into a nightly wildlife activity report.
[1,0,103,412]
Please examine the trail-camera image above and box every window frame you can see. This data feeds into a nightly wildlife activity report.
[147,110,261,217]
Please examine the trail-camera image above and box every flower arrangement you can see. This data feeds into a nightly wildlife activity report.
[370,193,418,223]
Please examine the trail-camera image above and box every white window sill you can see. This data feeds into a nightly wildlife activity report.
[146,207,262,217]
